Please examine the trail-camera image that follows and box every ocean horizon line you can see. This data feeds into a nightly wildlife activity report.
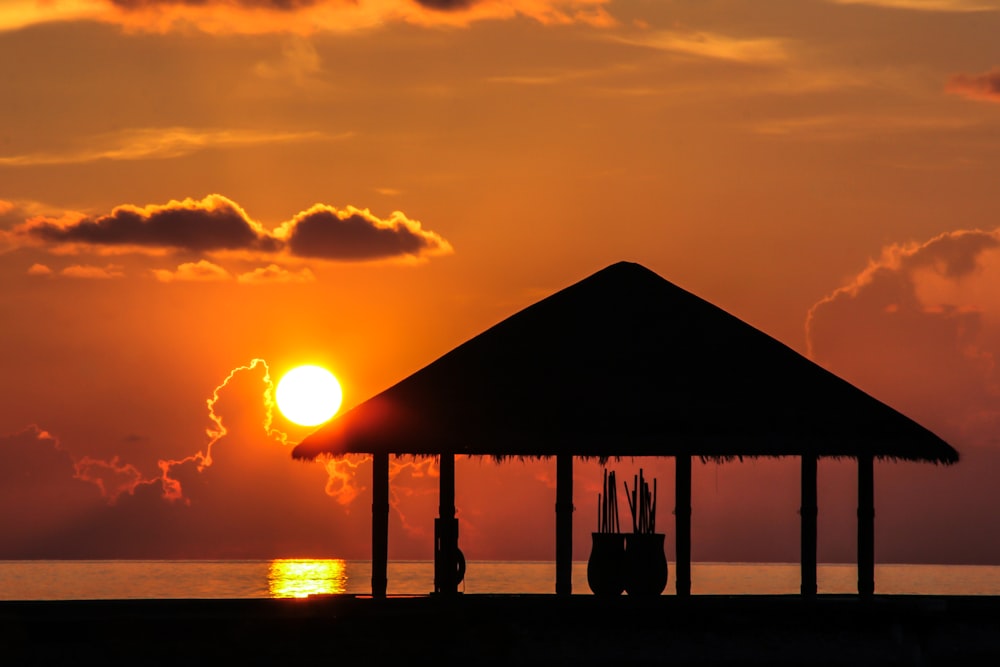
[3,560,999,601]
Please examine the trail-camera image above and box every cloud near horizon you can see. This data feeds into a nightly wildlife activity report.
[0,359,545,560]
[1,0,615,34]
[4,194,453,271]
[807,227,1000,448]
[0,361,375,558]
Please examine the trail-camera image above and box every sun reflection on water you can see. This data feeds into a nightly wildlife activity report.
[267,559,347,598]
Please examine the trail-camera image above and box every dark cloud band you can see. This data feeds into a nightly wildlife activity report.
[946,67,1000,104]
[413,0,479,10]
[8,194,452,264]
[284,205,450,260]
[27,198,276,252]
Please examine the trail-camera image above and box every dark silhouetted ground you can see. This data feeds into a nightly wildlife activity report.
[4,594,999,665]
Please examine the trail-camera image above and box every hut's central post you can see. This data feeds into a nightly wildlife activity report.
[434,452,462,595]
[555,454,573,595]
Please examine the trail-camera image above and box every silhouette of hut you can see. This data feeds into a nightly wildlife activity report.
[293,261,958,597]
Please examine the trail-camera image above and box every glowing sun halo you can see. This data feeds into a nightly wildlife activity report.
[275,365,343,427]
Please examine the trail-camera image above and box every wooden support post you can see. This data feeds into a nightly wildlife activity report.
[858,454,875,597]
[371,451,389,599]
[800,454,818,597]
[675,454,692,597]
[434,452,459,595]
[555,453,573,596]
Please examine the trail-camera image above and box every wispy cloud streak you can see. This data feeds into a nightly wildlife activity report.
[829,0,999,12]
[0,128,340,167]
[610,30,789,64]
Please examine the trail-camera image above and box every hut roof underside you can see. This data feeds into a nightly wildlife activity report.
[293,262,959,465]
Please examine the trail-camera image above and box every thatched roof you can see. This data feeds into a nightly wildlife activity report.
[293,262,958,464]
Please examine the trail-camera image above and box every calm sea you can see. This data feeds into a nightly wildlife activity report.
[2,561,999,600]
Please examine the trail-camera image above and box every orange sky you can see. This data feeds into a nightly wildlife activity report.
[2,0,1000,566]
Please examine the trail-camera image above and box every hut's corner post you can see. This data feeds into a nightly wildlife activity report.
[858,454,875,597]
[800,454,818,597]
[555,453,573,596]
[675,454,692,597]
[372,451,390,599]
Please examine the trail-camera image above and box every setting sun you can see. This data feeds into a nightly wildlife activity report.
[275,365,343,427]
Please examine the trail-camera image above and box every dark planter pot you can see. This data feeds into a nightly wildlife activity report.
[625,532,668,597]
[587,532,626,596]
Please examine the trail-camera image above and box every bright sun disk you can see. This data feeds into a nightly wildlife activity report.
[275,365,343,426]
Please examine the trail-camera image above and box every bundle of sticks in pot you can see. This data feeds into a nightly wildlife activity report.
[597,468,620,533]
[625,469,657,534]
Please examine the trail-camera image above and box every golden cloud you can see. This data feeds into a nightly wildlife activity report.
[61,264,126,279]
[152,260,233,283]
[2,0,615,34]
[236,264,316,284]
[0,1,104,33]
[26,263,53,276]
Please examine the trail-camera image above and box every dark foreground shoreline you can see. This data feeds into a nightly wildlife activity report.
[4,594,1000,665]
